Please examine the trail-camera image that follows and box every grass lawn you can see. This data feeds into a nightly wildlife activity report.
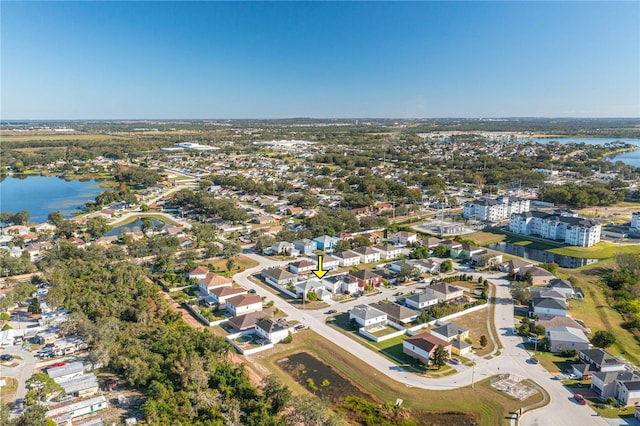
[589,402,637,419]
[109,213,179,227]
[522,344,576,374]
[203,255,259,277]
[548,241,640,259]
[465,231,506,246]
[252,331,546,426]
[0,377,18,403]
[556,261,640,366]
[446,306,495,356]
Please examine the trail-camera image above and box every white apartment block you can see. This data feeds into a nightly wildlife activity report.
[463,196,530,222]
[509,211,601,247]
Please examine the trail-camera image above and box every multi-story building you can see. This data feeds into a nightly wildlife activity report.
[631,212,640,236]
[509,211,601,247]
[463,196,530,222]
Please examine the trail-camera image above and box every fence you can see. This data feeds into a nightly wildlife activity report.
[358,320,408,342]
[225,329,274,355]
[182,303,227,327]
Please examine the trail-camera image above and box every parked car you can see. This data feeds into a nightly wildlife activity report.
[527,337,540,344]
[249,289,257,294]
[326,309,337,314]
[529,357,539,364]
[449,358,462,365]
[393,291,403,296]
[573,394,587,405]
[554,374,569,380]
[0,354,14,361]
[294,324,305,330]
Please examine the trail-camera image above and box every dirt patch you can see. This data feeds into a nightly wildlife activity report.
[410,410,480,426]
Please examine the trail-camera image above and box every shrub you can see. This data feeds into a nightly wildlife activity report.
[281,332,293,344]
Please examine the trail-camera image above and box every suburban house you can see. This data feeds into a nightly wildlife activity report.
[529,288,568,304]
[47,362,85,384]
[438,239,462,252]
[211,286,247,307]
[188,266,210,280]
[430,323,469,342]
[226,310,273,332]
[198,273,233,295]
[271,241,299,256]
[334,250,361,267]
[421,237,443,248]
[571,363,597,381]
[450,338,472,356]
[405,289,439,310]
[403,332,452,366]
[389,260,418,273]
[369,301,417,324]
[316,254,340,270]
[293,239,316,255]
[295,280,332,301]
[591,371,638,399]
[531,297,567,317]
[500,258,535,274]
[518,266,557,286]
[373,244,402,260]
[548,279,575,298]
[616,379,640,407]
[349,304,387,330]
[225,294,263,317]
[352,246,381,264]
[411,259,440,274]
[545,326,590,353]
[535,316,590,334]
[470,249,503,267]
[391,231,418,245]
[255,318,291,343]
[579,349,626,373]
[429,283,464,302]
[323,274,359,295]
[450,244,485,261]
[349,269,384,288]
[261,268,296,286]
[289,259,317,275]
[313,235,339,252]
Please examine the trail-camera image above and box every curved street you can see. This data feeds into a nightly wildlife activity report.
[234,253,609,426]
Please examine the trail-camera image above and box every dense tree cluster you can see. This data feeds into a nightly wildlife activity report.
[540,182,625,207]
[38,246,293,425]
[207,174,293,196]
[114,165,161,187]
[171,189,250,223]
[605,254,640,340]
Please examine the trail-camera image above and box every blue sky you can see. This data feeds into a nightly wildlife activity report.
[2,1,639,119]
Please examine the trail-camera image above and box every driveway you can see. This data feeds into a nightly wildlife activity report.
[0,346,36,401]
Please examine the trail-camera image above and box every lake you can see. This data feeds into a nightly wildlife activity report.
[528,137,640,146]
[106,217,166,236]
[0,176,104,223]
[608,149,640,168]
[485,242,598,268]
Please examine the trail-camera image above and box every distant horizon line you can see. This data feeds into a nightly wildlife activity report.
[2,116,640,122]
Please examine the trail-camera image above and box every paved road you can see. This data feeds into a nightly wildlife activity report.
[234,255,609,425]
[0,346,36,400]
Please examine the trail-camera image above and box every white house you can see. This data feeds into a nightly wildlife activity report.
[323,274,358,295]
[545,326,590,353]
[391,231,417,245]
[211,286,247,306]
[289,259,317,275]
[334,250,361,267]
[46,395,108,423]
[47,361,85,383]
[255,318,291,343]
[225,294,263,317]
[373,244,402,260]
[532,297,567,317]
[316,254,340,270]
[261,268,296,286]
[352,246,381,264]
[616,379,640,407]
[404,290,439,310]
[198,273,233,295]
[349,304,387,330]
[188,266,210,280]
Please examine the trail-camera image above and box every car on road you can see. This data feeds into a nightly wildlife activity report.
[0,354,14,361]
[529,357,539,364]
[326,309,337,314]
[393,291,403,296]
[249,289,257,294]
[294,324,305,330]
[573,394,587,405]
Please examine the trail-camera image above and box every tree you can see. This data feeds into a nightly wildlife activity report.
[47,211,64,228]
[591,330,616,348]
[411,246,429,259]
[432,245,450,258]
[416,311,430,324]
[440,259,453,273]
[289,394,342,426]
[479,335,488,347]
[226,257,236,272]
[430,345,448,369]
[27,301,41,314]
[334,240,351,252]
[25,372,64,404]
[11,210,30,225]
[141,218,154,235]
[351,235,371,248]
[397,264,421,282]
[86,217,112,239]
[472,174,486,192]
[261,375,291,415]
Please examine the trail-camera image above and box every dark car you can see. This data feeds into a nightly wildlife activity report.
[529,357,539,364]
[0,354,14,361]
[573,394,587,405]
[326,309,337,314]
[393,291,403,296]
[249,289,257,294]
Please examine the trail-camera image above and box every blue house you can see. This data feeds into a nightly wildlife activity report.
[293,239,316,256]
[313,235,339,253]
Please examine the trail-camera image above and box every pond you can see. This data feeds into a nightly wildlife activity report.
[277,352,370,403]
[486,242,599,268]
